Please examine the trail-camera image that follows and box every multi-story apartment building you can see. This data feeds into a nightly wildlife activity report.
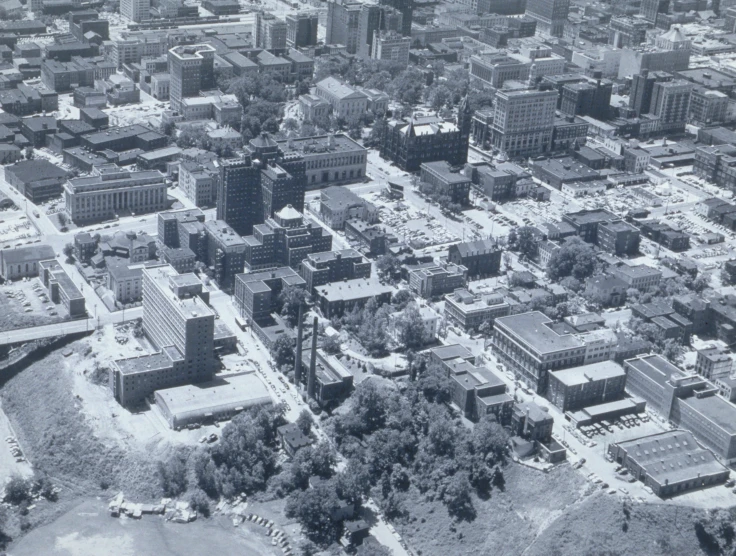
[492,311,587,393]
[261,160,307,221]
[111,265,215,407]
[640,0,669,24]
[204,220,246,291]
[611,264,662,291]
[179,161,218,208]
[379,0,412,36]
[286,12,319,48]
[64,165,167,225]
[243,205,333,272]
[325,0,363,54]
[370,31,411,67]
[108,261,164,304]
[256,13,288,50]
[525,0,570,37]
[444,288,510,331]
[168,44,216,111]
[649,79,693,134]
[447,239,502,278]
[408,262,468,299]
[319,185,378,230]
[489,88,557,159]
[546,360,627,412]
[217,156,263,237]
[688,87,728,126]
[300,248,371,291]
[121,0,150,22]
[629,70,673,117]
[608,16,649,48]
[598,220,641,256]
[234,267,307,323]
[158,208,206,248]
[695,345,733,380]
[419,161,472,206]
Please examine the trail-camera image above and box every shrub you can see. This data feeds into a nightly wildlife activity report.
[4,475,31,505]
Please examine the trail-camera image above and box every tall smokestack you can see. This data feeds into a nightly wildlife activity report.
[294,304,304,388]
[523,407,530,436]
[307,316,318,399]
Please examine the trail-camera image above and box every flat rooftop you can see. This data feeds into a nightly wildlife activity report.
[680,394,736,435]
[551,361,625,387]
[495,311,584,354]
[156,373,272,416]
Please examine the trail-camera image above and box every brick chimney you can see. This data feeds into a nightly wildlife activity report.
[307,316,318,399]
[294,303,304,388]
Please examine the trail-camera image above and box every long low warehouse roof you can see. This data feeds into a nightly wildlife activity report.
[155,373,272,422]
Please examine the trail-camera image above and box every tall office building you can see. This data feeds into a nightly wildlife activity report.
[217,157,263,237]
[358,5,404,59]
[256,13,288,50]
[261,157,307,220]
[490,88,557,158]
[379,0,412,36]
[142,265,215,379]
[370,31,411,67]
[640,0,669,24]
[168,44,216,111]
[525,0,570,38]
[326,0,363,53]
[629,70,673,116]
[650,79,693,133]
[121,0,150,22]
[111,265,216,407]
[286,12,319,48]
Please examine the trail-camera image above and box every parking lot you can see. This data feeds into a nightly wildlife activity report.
[0,209,41,249]
[0,278,66,333]
[368,192,461,248]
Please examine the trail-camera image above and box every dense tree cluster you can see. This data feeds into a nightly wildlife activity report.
[626,317,684,364]
[278,286,311,328]
[193,405,287,499]
[546,237,598,282]
[507,226,538,260]
[328,359,509,523]
[339,297,392,357]
[157,449,189,498]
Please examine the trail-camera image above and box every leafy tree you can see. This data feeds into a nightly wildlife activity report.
[157,449,189,497]
[321,334,342,354]
[189,489,211,517]
[387,67,426,105]
[375,253,402,280]
[516,226,538,259]
[278,285,310,328]
[285,481,344,545]
[4,475,31,505]
[62,243,74,263]
[392,288,413,310]
[366,116,388,148]
[546,237,598,282]
[336,459,371,506]
[296,409,313,436]
[441,471,474,519]
[395,303,428,351]
[271,334,295,370]
[58,212,68,227]
[282,117,299,132]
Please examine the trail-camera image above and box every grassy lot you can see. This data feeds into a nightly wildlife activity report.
[0,343,160,501]
[527,495,707,556]
[395,463,588,556]
[397,460,718,556]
